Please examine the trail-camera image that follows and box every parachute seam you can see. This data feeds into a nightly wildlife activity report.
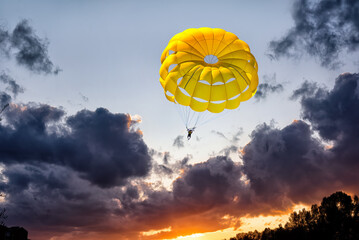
[172,40,204,58]
[226,64,250,86]
[215,37,238,57]
[191,33,208,57]
[220,50,255,61]
[198,29,210,55]
[190,67,208,111]
[183,66,201,90]
[219,69,228,106]
[213,31,226,55]
[210,29,215,54]
[170,64,199,99]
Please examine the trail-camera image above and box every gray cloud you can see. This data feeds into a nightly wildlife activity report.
[0,92,11,109]
[255,74,283,101]
[172,156,244,209]
[0,20,59,74]
[162,151,170,164]
[211,130,228,140]
[269,0,359,69]
[231,128,243,143]
[290,80,322,100]
[255,83,283,101]
[241,121,332,206]
[0,26,10,56]
[295,73,359,189]
[1,69,359,239]
[0,105,151,188]
[212,129,243,157]
[0,73,24,97]
[79,92,89,102]
[0,163,114,235]
[242,72,359,209]
[173,135,184,148]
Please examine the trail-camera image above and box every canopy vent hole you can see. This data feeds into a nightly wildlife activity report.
[204,55,218,64]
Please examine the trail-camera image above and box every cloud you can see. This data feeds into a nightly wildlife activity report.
[0,20,59,74]
[0,163,117,235]
[241,120,332,206]
[173,156,241,208]
[294,72,359,189]
[0,92,11,108]
[290,80,322,100]
[0,26,10,56]
[0,73,24,97]
[242,72,359,209]
[3,72,359,239]
[269,0,359,68]
[1,71,359,239]
[255,74,283,101]
[0,73,24,121]
[231,129,243,143]
[121,156,247,239]
[296,73,359,141]
[211,130,228,140]
[0,105,151,188]
[0,135,247,240]
[212,129,243,157]
[79,92,89,102]
[161,151,170,164]
[173,135,184,148]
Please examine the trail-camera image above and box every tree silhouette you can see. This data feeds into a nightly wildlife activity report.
[229,191,359,240]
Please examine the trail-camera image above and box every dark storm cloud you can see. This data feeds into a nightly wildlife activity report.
[0,73,24,97]
[0,20,59,74]
[1,72,359,238]
[296,73,359,141]
[241,72,359,208]
[173,156,240,207]
[0,92,11,107]
[255,74,283,101]
[269,0,359,68]
[114,155,247,239]
[0,104,152,238]
[0,105,151,188]
[295,72,359,188]
[241,121,332,205]
[0,163,112,232]
[173,135,184,148]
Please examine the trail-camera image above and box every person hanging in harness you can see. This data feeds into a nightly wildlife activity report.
[187,127,195,140]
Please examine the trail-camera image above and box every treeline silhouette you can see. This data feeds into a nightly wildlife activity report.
[229,191,359,240]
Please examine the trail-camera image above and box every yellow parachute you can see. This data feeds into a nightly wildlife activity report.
[159,28,258,129]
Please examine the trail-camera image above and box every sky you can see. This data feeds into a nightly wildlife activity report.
[0,0,359,239]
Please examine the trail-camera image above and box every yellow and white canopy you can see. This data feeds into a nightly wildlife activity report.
[160,27,258,113]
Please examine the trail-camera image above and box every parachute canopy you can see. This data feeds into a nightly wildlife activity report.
[159,28,258,114]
